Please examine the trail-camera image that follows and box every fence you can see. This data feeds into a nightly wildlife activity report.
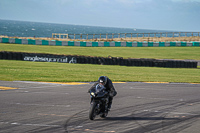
[1,37,200,47]
[52,32,200,40]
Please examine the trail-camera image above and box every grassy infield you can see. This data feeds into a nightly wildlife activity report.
[0,43,200,83]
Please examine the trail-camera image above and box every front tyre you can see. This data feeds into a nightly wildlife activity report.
[100,109,108,118]
[89,102,97,120]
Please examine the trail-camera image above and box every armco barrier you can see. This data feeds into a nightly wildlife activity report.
[0,37,200,47]
[0,51,197,68]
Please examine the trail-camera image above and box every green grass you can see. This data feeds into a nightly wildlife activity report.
[0,60,200,83]
[0,43,200,83]
[0,43,200,60]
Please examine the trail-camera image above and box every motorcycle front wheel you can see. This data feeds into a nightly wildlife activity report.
[89,101,97,120]
[100,112,108,118]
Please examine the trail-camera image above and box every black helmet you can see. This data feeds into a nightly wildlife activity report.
[98,76,107,85]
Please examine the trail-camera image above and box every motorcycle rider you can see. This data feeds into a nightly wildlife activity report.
[89,76,117,110]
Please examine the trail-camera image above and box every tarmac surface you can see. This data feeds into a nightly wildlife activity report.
[0,81,200,133]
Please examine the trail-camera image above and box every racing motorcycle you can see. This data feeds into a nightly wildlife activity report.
[89,84,109,120]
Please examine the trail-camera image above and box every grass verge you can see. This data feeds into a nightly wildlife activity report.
[0,60,199,83]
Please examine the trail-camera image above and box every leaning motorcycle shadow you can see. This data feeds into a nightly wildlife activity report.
[96,116,179,121]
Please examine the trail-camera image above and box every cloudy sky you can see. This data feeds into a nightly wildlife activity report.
[0,0,200,31]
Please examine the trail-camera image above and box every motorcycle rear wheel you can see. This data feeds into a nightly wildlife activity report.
[89,102,97,120]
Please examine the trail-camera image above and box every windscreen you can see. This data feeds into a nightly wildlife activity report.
[95,84,105,93]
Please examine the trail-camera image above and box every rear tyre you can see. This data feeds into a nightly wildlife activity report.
[89,102,97,120]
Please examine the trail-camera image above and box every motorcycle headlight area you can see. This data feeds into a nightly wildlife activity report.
[91,92,95,97]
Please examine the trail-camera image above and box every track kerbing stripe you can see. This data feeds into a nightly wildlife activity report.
[0,86,18,90]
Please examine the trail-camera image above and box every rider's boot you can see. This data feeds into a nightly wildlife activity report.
[108,97,113,111]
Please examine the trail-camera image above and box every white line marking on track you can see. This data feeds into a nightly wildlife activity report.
[130,87,165,91]
[11,122,19,125]
[0,121,61,127]
[131,96,185,101]
[142,110,198,116]
[19,85,60,89]
[169,112,198,115]
[10,103,70,107]
[15,90,69,94]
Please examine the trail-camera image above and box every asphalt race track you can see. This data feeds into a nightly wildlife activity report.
[0,81,200,133]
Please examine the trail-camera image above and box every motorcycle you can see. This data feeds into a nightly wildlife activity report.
[89,84,109,120]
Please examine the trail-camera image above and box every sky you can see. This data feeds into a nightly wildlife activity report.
[0,0,200,31]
